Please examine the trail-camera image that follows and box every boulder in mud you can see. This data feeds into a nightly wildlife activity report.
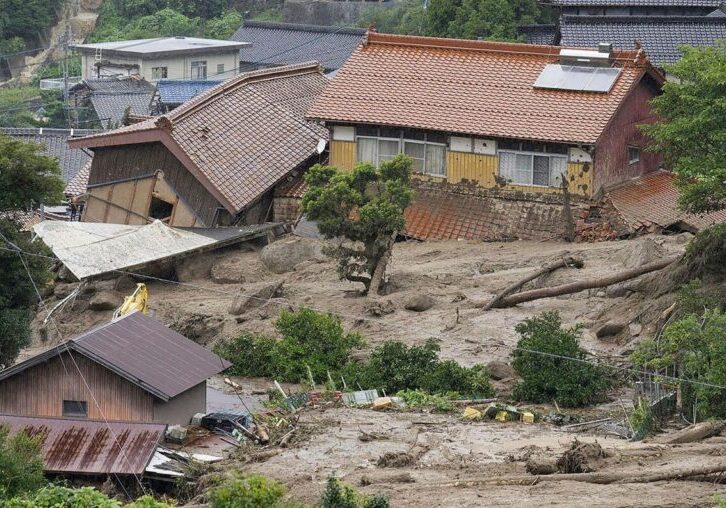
[88,290,123,311]
[556,440,610,473]
[260,237,323,274]
[526,455,558,475]
[228,281,284,316]
[486,361,516,381]
[623,237,666,269]
[365,299,395,317]
[404,294,435,312]
[54,282,78,300]
[595,321,626,339]
[175,255,214,282]
[211,257,247,284]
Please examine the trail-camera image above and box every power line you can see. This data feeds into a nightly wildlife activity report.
[0,238,722,392]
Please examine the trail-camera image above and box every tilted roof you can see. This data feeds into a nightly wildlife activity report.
[81,77,156,93]
[0,312,230,401]
[65,159,91,196]
[0,415,165,476]
[549,0,720,5]
[231,20,366,71]
[71,37,249,58]
[157,79,222,105]
[70,63,329,214]
[560,15,726,65]
[90,92,154,128]
[0,128,97,184]
[517,24,559,45]
[308,32,663,145]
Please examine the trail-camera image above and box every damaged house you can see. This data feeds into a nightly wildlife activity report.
[307,32,666,240]
[0,311,229,426]
[69,62,329,227]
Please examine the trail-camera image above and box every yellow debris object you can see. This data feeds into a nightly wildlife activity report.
[463,407,482,420]
[372,397,393,410]
[113,283,148,319]
[520,411,535,424]
[495,410,511,422]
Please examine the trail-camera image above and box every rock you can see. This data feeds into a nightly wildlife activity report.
[39,284,55,299]
[372,397,393,410]
[166,425,188,442]
[629,322,643,337]
[260,237,324,274]
[365,299,395,317]
[228,281,284,316]
[404,294,435,312]
[114,274,138,292]
[595,320,626,339]
[605,283,630,298]
[88,290,123,311]
[623,237,666,269]
[175,255,215,282]
[526,455,558,475]
[211,256,247,284]
[486,361,516,381]
[56,264,75,282]
[169,313,223,344]
[54,282,79,300]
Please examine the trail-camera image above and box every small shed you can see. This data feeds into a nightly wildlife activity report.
[0,312,230,425]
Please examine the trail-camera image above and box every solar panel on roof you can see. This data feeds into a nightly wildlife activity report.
[534,64,621,93]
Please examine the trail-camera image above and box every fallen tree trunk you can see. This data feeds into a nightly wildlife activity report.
[437,460,726,487]
[659,421,726,445]
[477,256,584,310]
[490,256,680,308]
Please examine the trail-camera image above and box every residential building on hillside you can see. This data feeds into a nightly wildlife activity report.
[0,312,229,426]
[548,0,722,16]
[69,63,328,227]
[230,21,366,72]
[308,32,665,199]
[71,37,249,82]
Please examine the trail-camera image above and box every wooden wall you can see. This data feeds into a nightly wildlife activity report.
[0,351,154,421]
[329,140,593,197]
[87,142,222,226]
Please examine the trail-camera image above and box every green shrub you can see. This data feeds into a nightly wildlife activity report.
[208,474,286,508]
[2,486,121,508]
[320,477,389,508]
[395,389,454,412]
[346,340,494,398]
[511,312,613,407]
[630,399,655,440]
[0,425,45,499]
[215,308,363,383]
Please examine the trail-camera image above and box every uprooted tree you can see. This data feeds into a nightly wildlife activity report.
[302,155,413,295]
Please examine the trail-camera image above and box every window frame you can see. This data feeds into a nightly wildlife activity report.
[151,66,168,80]
[355,128,447,178]
[498,149,568,188]
[62,400,88,418]
[628,146,641,165]
[190,60,207,80]
[216,63,224,75]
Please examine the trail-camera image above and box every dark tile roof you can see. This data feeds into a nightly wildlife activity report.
[65,159,91,196]
[0,415,165,476]
[157,80,222,106]
[81,77,156,93]
[518,24,559,45]
[0,312,230,401]
[231,20,365,71]
[606,170,726,231]
[560,15,726,65]
[309,32,663,145]
[0,128,97,184]
[550,0,721,5]
[90,92,154,128]
[72,63,329,214]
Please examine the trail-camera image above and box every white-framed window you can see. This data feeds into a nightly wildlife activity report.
[356,128,446,177]
[152,66,167,80]
[217,63,225,75]
[628,146,641,164]
[191,60,207,79]
[499,150,568,187]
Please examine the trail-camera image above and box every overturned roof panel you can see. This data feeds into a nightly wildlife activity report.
[0,415,164,475]
[32,220,275,280]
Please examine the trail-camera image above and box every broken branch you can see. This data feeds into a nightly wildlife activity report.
[490,256,679,308]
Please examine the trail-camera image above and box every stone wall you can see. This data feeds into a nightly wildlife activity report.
[273,196,302,222]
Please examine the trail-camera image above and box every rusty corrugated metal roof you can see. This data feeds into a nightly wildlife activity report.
[0,415,165,475]
[607,170,726,231]
[0,312,230,401]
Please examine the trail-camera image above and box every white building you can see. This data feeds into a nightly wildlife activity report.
[72,37,250,82]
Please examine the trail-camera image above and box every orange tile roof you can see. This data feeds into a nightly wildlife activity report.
[70,63,329,214]
[607,170,726,231]
[308,32,662,144]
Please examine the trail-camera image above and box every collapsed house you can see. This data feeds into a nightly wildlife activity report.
[69,77,156,130]
[0,311,229,425]
[68,63,329,228]
[307,32,667,240]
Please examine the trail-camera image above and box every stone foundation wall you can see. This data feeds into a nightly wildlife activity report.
[273,196,302,223]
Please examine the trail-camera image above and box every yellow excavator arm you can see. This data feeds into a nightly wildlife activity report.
[113,283,148,320]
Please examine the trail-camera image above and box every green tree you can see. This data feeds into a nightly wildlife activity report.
[0,134,63,367]
[208,474,285,508]
[643,42,726,214]
[127,8,200,39]
[204,10,243,40]
[0,425,45,499]
[424,0,461,36]
[302,155,413,295]
[511,312,613,407]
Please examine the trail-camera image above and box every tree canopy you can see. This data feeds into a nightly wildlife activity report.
[644,42,726,214]
[302,155,413,295]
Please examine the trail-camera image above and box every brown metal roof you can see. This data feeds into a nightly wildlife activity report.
[0,312,231,401]
[0,415,165,475]
[69,63,329,215]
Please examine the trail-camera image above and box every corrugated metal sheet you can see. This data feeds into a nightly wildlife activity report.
[32,220,276,280]
[0,415,165,475]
